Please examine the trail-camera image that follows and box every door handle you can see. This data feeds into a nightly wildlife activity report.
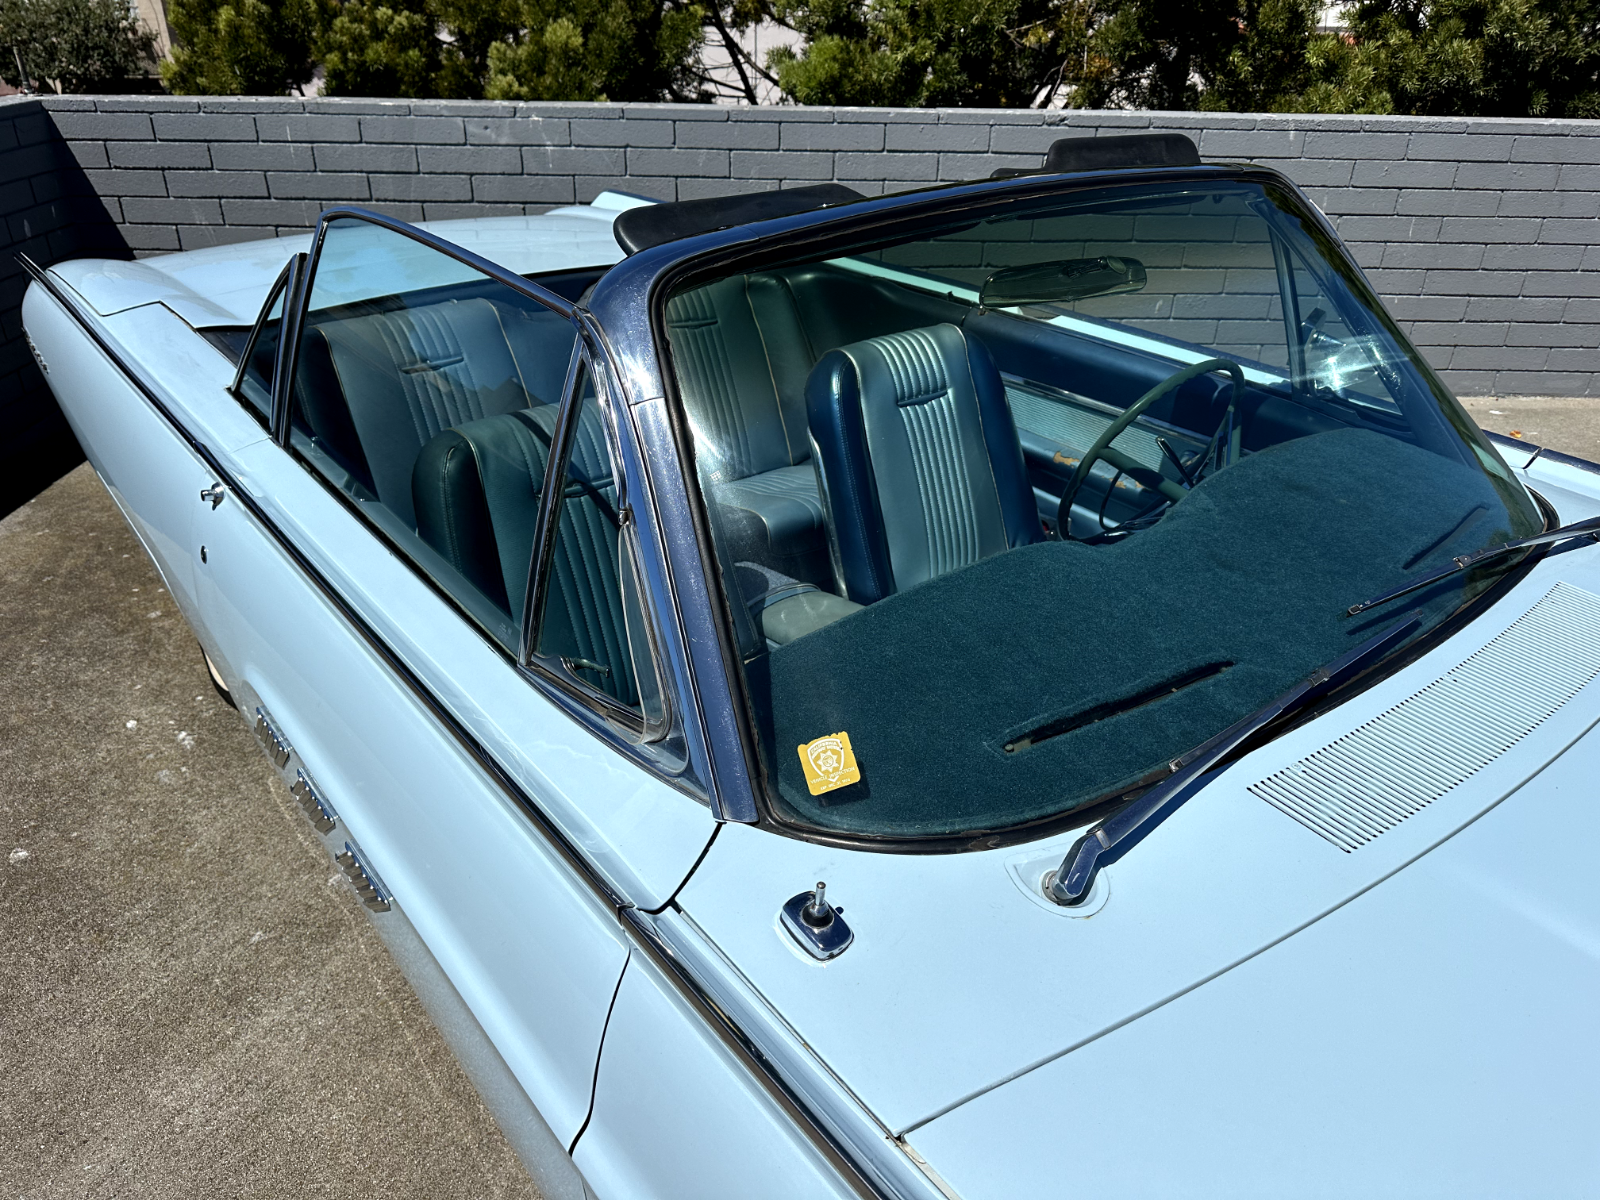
[200,483,226,509]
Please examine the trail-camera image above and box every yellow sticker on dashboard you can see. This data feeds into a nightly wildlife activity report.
[798,732,861,796]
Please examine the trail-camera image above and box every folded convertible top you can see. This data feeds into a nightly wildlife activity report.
[612,183,865,255]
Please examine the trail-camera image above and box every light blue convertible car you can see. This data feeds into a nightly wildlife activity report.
[25,132,1600,1197]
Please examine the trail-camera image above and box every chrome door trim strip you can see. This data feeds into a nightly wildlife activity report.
[620,905,943,1200]
[21,255,911,1200]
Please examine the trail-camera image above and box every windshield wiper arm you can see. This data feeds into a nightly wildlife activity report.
[1045,612,1422,907]
[1347,514,1600,617]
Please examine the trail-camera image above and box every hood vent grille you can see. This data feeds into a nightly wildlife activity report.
[1249,583,1600,851]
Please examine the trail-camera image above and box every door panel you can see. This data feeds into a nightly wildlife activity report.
[193,448,630,1145]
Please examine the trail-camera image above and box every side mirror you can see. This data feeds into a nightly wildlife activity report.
[980,255,1147,309]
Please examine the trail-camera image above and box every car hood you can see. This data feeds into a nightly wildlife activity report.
[46,201,631,328]
[906,714,1600,1196]
[678,547,1600,1143]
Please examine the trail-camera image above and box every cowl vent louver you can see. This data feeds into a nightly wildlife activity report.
[1249,583,1600,851]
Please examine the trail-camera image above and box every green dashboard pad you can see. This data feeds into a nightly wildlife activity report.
[761,428,1512,838]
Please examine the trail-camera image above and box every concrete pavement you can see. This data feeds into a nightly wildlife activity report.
[1459,396,1600,463]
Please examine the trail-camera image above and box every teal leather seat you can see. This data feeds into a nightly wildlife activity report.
[295,295,573,526]
[412,404,637,706]
[805,323,1043,604]
[665,275,827,580]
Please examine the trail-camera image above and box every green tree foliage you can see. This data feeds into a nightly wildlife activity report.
[313,0,701,100]
[766,0,1323,107]
[0,0,156,91]
[483,0,704,100]
[768,0,1077,105]
[767,0,1598,115]
[1066,0,1320,109]
[1294,0,1600,117]
[319,0,439,95]
[163,0,329,93]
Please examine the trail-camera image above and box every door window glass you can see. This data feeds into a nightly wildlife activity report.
[531,373,642,713]
[287,217,578,650]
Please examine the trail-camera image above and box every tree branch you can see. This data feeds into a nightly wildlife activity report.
[707,0,760,104]
[727,29,785,87]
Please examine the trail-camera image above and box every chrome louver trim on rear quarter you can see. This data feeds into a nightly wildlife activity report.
[1250,582,1600,851]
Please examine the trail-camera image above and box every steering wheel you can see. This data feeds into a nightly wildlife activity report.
[1058,357,1246,537]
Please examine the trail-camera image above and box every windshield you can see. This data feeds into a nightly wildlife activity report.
[659,176,1541,845]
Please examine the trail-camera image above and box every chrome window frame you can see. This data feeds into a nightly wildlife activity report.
[228,251,302,432]
[518,333,676,747]
[263,206,699,793]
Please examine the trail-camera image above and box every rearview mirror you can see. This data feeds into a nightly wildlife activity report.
[980,255,1147,308]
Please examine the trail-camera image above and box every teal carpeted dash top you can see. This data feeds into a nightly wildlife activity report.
[758,428,1516,837]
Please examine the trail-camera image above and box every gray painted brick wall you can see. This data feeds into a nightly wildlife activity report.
[6,94,1600,507]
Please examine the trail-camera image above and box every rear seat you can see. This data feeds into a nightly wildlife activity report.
[665,274,829,582]
[412,403,639,705]
[294,295,571,527]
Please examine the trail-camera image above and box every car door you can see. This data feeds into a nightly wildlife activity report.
[186,213,706,1158]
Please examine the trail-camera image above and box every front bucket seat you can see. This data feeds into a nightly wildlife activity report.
[805,323,1043,605]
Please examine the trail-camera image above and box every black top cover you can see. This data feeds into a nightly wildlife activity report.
[1045,132,1200,172]
[612,183,865,255]
[992,132,1202,180]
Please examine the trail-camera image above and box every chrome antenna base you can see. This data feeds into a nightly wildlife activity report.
[781,882,854,961]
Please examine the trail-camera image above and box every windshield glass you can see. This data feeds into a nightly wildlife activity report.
[660,176,1541,844]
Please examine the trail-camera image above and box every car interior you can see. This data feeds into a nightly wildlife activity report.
[220,226,644,710]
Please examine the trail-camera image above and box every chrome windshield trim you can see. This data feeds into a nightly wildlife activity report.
[24,256,901,1198]
[1525,441,1600,478]
[586,170,1276,843]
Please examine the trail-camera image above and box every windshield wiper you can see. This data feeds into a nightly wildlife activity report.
[1045,612,1422,906]
[1347,514,1600,617]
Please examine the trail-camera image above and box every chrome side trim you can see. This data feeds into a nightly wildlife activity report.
[367,869,597,1200]
[625,906,944,1200]
[335,840,392,911]
[22,257,631,917]
[290,768,338,833]
[22,256,903,1200]
[236,668,599,1200]
[253,705,292,768]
